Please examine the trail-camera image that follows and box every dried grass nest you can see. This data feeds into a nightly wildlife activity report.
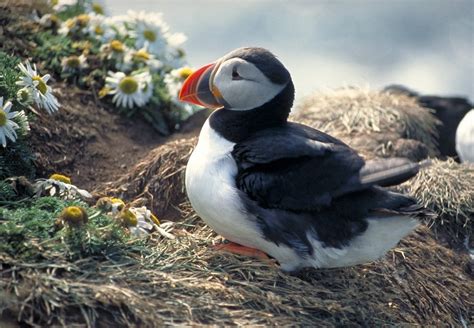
[291,87,441,160]
[98,137,197,218]
[396,158,474,245]
[1,212,472,327]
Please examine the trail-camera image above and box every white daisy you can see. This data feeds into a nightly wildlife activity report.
[85,12,116,42]
[105,70,153,109]
[58,14,90,36]
[100,39,129,64]
[127,11,170,57]
[0,97,19,148]
[61,54,88,72]
[125,206,175,238]
[84,0,107,15]
[34,173,92,200]
[95,197,126,214]
[120,47,163,72]
[14,110,30,135]
[32,12,60,29]
[16,61,60,114]
[16,87,33,106]
[50,0,77,12]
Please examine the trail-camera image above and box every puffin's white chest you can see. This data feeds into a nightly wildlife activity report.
[456,110,474,163]
[185,120,263,247]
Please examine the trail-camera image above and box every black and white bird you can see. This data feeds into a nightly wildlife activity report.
[180,47,429,272]
[456,109,474,163]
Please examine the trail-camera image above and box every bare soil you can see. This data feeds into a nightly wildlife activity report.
[29,84,208,192]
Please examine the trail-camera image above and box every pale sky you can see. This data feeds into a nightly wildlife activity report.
[105,0,474,102]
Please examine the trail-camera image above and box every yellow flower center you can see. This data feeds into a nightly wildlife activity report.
[65,56,80,68]
[51,0,58,6]
[49,173,72,184]
[66,19,75,29]
[94,25,104,35]
[133,49,150,61]
[76,14,90,27]
[119,209,138,226]
[32,76,48,95]
[92,3,104,15]
[111,197,125,206]
[50,14,59,24]
[110,40,124,53]
[143,29,156,42]
[119,76,138,95]
[0,110,7,127]
[59,206,88,226]
[178,67,193,79]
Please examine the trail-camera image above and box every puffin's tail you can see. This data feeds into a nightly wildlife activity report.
[359,158,431,188]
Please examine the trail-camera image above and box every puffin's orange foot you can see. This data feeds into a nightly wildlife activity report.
[212,241,270,260]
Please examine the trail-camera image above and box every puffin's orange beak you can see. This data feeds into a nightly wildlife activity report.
[179,63,223,109]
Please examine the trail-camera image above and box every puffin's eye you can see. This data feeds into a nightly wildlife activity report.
[232,67,242,80]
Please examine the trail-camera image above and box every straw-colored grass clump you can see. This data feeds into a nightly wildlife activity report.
[292,87,440,160]
[397,158,474,244]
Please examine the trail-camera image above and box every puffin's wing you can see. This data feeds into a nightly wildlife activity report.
[232,123,421,211]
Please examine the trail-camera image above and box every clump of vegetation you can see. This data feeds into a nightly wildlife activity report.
[292,87,440,160]
[0,52,35,180]
[29,0,198,134]
[397,158,474,245]
[0,195,126,260]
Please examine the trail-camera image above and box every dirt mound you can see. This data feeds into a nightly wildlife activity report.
[98,137,197,220]
[1,218,472,326]
[291,87,440,160]
[29,85,166,191]
[29,87,209,193]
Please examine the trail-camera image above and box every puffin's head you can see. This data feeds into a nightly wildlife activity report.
[179,47,293,111]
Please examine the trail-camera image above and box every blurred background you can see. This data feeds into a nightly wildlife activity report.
[107,0,473,102]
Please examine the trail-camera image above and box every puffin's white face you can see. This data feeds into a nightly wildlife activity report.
[211,58,286,111]
[179,47,291,112]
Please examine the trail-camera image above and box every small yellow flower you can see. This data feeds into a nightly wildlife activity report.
[110,40,125,53]
[32,76,48,95]
[76,14,90,27]
[92,3,104,15]
[58,206,88,227]
[65,18,75,29]
[118,208,138,226]
[119,76,139,95]
[143,30,157,42]
[133,49,151,62]
[94,25,104,36]
[178,67,193,80]
[49,173,71,184]
[72,40,92,52]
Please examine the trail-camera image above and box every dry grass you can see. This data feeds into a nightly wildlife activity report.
[98,137,197,218]
[292,87,440,160]
[1,208,472,327]
[397,158,474,244]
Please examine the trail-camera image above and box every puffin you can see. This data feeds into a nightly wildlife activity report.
[180,47,429,272]
[456,109,474,163]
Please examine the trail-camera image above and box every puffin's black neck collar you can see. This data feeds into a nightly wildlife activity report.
[209,81,295,143]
